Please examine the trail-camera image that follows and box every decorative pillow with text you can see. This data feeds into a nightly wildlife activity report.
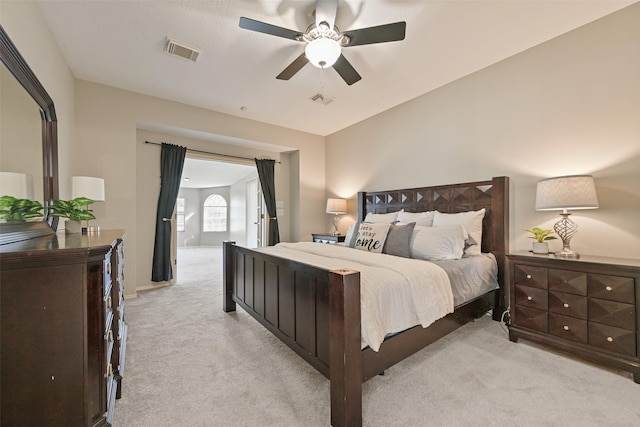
[353,222,390,253]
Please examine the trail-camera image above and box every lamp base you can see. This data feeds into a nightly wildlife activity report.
[331,214,340,236]
[554,248,579,259]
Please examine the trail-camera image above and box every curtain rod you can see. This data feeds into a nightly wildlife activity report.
[144,141,281,164]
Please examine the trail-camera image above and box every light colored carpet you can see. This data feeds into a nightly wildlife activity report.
[112,247,640,427]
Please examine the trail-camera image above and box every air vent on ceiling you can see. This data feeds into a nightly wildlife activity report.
[165,38,201,62]
[310,93,334,105]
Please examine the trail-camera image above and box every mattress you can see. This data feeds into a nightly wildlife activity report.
[430,253,499,307]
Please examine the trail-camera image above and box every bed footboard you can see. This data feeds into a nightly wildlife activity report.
[223,241,363,426]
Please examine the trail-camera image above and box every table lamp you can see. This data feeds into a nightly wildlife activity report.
[326,198,347,235]
[535,175,599,259]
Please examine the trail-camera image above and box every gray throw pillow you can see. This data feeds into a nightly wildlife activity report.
[383,222,416,258]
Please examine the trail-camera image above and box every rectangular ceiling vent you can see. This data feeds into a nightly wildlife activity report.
[310,93,334,105]
[165,38,201,62]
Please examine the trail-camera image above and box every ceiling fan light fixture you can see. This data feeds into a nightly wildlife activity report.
[305,38,341,68]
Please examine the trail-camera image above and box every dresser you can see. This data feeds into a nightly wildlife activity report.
[312,233,346,244]
[0,230,128,426]
[507,251,640,383]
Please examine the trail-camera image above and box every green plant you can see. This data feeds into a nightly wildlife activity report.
[49,197,96,221]
[524,227,557,243]
[0,195,44,222]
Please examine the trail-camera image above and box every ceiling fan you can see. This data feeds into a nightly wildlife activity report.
[239,0,406,85]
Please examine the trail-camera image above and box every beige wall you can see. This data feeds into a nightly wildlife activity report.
[326,4,640,260]
[74,83,325,295]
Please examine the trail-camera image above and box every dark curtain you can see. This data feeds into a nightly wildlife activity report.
[152,143,187,282]
[255,158,280,246]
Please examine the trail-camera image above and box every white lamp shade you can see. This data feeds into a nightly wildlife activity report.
[326,198,347,214]
[72,176,105,201]
[535,175,599,211]
[0,172,34,199]
[305,38,341,68]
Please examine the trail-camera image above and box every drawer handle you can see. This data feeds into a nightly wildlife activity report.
[108,363,113,375]
[526,274,532,279]
[563,325,570,331]
[607,337,614,343]
[109,330,113,342]
[605,286,612,291]
[563,303,569,308]
[107,296,112,308]
[527,296,533,301]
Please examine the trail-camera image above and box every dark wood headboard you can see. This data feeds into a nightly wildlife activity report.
[356,176,510,297]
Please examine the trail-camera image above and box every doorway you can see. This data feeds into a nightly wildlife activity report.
[173,156,263,282]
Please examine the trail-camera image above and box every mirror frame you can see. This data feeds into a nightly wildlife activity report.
[0,25,59,245]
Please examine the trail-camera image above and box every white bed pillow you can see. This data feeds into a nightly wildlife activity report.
[410,224,467,261]
[353,222,391,253]
[432,209,485,256]
[363,210,401,223]
[344,223,360,248]
[397,210,435,227]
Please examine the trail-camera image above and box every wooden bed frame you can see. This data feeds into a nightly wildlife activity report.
[223,176,509,426]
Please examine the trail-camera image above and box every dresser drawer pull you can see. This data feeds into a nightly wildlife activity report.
[563,325,570,331]
[563,303,569,308]
[607,337,614,343]
[527,296,533,301]
[108,330,113,342]
[108,363,113,375]
[605,286,612,291]
[107,296,112,308]
[526,274,532,279]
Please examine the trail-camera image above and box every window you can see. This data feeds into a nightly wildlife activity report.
[203,194,227,232]
[176,198,185,232]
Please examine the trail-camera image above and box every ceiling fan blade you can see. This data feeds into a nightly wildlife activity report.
[239,17,302,41]
[276,53,309,80]
[315,0,338,29]
[342,21,406,47]
[333,54,361,85]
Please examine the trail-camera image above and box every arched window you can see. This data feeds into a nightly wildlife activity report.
[203,194,227,232]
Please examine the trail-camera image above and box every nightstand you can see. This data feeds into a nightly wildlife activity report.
[507,251,640,383]
[312,233,346,244]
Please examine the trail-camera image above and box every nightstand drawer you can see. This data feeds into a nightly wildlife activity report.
[588,323,636,357]
[508,252,640,383]
[588,299,635,330]
[514,305,548,332]
[515,285,548,310]
[548,291,587,319]
[548,269,587,295]
[588,274,635,304]
[514,264,547,289]
[549,313,587,344]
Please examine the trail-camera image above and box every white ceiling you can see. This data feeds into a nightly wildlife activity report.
[179,157,256,189]
[36,0,635,138]
[34,1,635,188]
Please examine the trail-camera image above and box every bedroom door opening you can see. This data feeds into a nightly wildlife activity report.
[174,155,260,283]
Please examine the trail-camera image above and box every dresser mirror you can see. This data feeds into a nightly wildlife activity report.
[0,25,59,244]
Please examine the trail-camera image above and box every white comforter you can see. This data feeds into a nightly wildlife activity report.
[259,242,454,351]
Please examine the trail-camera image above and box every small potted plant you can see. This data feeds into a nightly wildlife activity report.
[0,195,44,222]
[49,197,96,233]
[524,227,557,254]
